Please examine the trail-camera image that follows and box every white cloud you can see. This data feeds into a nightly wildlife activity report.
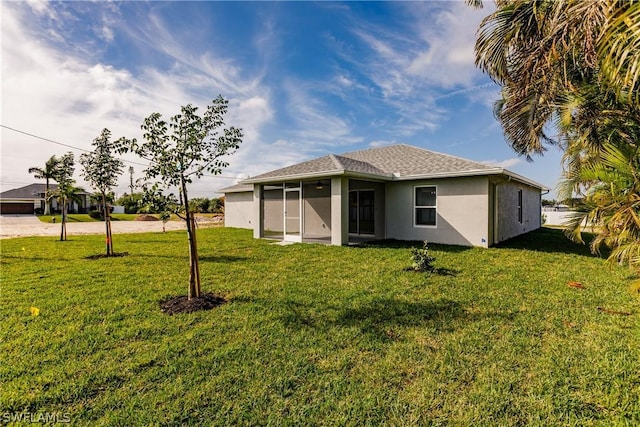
[0,3,273,198]
[406,4,484,87]
[368,140,398,148]
[481,158,522,169]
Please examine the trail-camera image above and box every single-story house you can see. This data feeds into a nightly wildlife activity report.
[0,183,91,215]
[221,144,547,247]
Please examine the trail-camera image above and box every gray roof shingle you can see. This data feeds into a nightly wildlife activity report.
[243,144,498,183]
[0,183,89,199]
[230,144,545,190]
[340,144,497,177]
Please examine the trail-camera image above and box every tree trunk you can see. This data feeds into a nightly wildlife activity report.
[102,193,112,256]
[44,178,51,216]
[60,197,67,241]
[182,181,201,300]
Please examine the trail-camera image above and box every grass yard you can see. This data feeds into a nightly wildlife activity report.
[37,214,142,223]
[1,227,639,425]
[37,213,222,223]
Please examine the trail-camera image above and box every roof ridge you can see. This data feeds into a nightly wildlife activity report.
[328,154,346,170]
[402,144,496,170]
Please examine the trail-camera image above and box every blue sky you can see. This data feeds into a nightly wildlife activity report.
[1,1,564,198]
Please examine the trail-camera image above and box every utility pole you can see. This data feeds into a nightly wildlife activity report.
[128,166,135,194]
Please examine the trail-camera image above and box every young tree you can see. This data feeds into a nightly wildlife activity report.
[29,155,62,215]
[50,153,75,241]
[80,129,125,256]
[121,96,243,299]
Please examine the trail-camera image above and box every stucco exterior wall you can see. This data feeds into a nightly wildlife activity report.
[224,191,254,229]
[495,181,541,242]
[385,177,490,247]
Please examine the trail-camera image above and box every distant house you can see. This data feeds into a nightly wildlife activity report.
[221,144,547,247]
[0,183,91,215]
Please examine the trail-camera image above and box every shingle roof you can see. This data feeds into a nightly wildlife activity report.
[218,183,254,193]
[244,144,498,183]
[232,144,546,190]
[340,144,497,177]
[0,183,89,199]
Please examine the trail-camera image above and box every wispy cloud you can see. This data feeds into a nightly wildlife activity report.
[0,2,273,196]
[481,158,522,169]
[329,2,492,137]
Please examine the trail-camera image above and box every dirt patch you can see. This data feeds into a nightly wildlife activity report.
[135,214,159,221]
[160,293,226,315]
[85,252,129,260]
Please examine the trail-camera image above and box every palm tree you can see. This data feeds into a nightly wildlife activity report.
[473,0,640,157]
[49,152,75,241]
[28,155,62,215]
[51,182,83,241]
[471,0,640,271]
[560,143,640,274]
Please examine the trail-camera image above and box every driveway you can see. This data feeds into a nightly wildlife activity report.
[0,215,197,239]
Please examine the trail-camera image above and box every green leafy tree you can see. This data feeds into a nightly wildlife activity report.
[80,129,125,256]
[189,197,210,213]
[116,192,144,214]
[140,184,179,232]
[29,155,63,215]
[211,197,224,214]
[121,96,243,299]
[49,153,75,241]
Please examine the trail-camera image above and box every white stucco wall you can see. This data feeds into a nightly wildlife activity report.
[224,191,254,229]
[495,181,541,242]
[385,177,490,247]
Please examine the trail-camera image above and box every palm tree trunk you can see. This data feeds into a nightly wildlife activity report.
[44,178,51,216]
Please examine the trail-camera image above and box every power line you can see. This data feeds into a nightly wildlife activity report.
[1,124,244,181]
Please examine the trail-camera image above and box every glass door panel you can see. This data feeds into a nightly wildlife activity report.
[284,189,301,242]
[358,190,375,235]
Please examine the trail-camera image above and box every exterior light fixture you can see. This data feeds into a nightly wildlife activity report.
[316,181,324,190]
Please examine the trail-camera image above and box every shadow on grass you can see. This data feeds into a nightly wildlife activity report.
[495,227,605,258]
[403,267,461,276]
[281,298,467,341]
[124,253,248,263]
[351,239,471,254]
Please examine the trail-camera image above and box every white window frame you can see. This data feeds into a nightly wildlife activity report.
[413,185,437,228]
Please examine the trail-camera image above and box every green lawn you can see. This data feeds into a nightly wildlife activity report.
[37,213,142,223]
[1,228,639,425]
[37,213,221,223]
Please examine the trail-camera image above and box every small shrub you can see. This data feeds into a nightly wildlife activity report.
[410,241,436,272]
[34,208,44,215]
[88,210,103,220]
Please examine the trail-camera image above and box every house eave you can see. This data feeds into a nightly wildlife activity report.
[394,168,504,181]
[395,168,548,191]
[239,167,548,191]
[243,170,346,184]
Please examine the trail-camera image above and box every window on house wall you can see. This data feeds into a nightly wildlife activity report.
[415,186,436,226]
[517,189,523,223]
